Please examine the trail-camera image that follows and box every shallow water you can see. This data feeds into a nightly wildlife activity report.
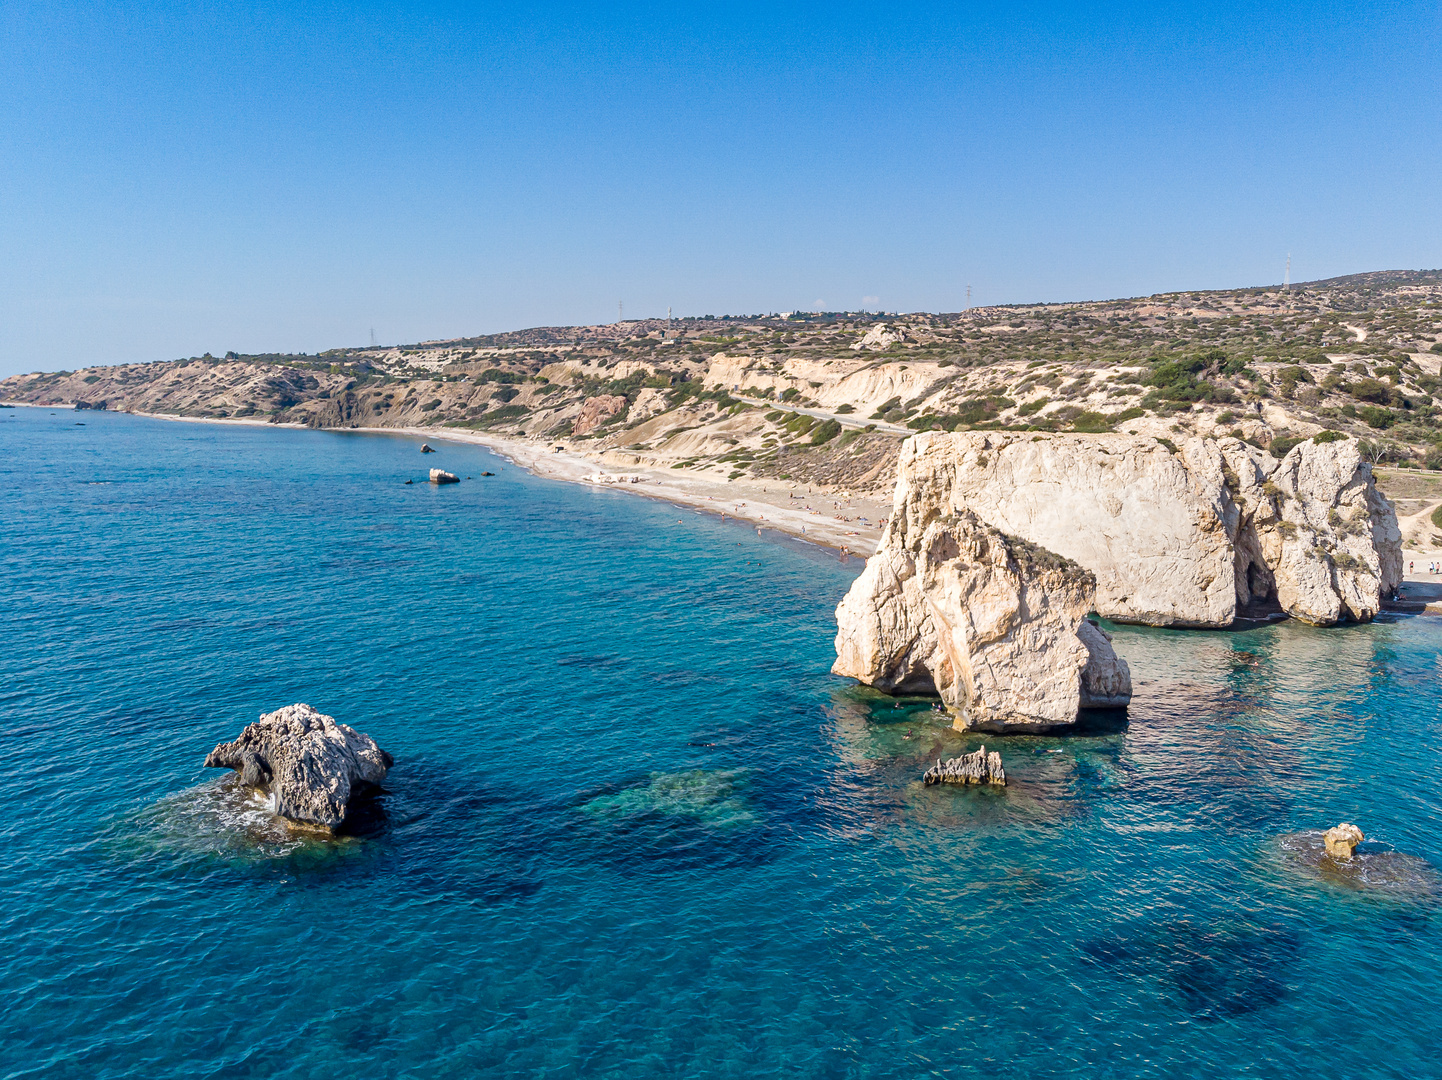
[2,407,1440,1078]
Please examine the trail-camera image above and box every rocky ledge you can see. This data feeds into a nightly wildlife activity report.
[888,432,1401,628]
[204,703,392,830]
[833,507,1131,732]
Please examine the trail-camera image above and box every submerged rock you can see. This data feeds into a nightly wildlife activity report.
[429,468,459,484]
[204,703,392,830]
[889,432,1401,627]
[1275,831,1442,903]
[833,507,1130,732]
[1323,822,1365,860]
[923,745,1006,786]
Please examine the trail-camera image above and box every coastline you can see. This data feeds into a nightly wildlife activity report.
[97,407,890,558]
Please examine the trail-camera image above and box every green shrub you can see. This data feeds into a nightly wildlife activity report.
[421,399,442,411]
[1113,407,1145,423]
[1349,378,1401,406]
[1357,405,1395,429]
[1431,505,1442,527]
[779,388,800,402]
[1145,355,1214,402]
[834,403,854,414]
[478,369,523,384]
[810,419,842,445]
[1313,429,1346,444]
[1017,397,1049,416]
[1071,411,1114,433]
[1269,436,1303,457]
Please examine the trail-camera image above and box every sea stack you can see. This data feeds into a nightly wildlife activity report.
[1324,822,1365,860]
[429,468,459,484]
[888,432,1401,627]
[204,703,392,830]
[833,507,1131,732]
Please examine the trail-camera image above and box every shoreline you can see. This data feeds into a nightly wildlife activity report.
[20,403,1442,591]
[77,406,890,558]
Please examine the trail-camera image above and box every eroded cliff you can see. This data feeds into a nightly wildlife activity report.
[892,432,1401,627]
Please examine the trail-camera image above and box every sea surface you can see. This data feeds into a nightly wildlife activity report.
[2,405,1440,1079]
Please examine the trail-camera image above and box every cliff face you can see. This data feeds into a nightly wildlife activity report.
[833,508,1131,732]
[891,432,1401,627]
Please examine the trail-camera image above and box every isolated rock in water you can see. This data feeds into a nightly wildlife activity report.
[420,443,435,453]
[204,703,392,830]
[1324,822,1365,860]
[573,394,629,436]
[429,468,459,484]
[889,432,1401,628]
[923,745,1006,786]
[833,507,1131,732]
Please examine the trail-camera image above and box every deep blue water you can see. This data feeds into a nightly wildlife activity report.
[3,406,1441,1079]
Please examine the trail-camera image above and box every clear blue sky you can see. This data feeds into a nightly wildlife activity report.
[2,1,1438,374]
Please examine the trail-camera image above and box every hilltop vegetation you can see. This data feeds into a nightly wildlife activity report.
[6,269,1442,494]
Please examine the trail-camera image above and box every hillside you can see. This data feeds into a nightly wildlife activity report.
[6,269,1442,500]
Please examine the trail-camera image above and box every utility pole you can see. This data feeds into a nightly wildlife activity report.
[369,328,376,348]
[618,300,623,323]
[667,306,672,323]
[1284,254,1291,292]
[966,284,972,311]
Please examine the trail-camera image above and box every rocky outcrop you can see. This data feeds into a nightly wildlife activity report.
[1324,822,1364,860]
[573,395,628,436]
[850,324,905,351]
[429,468,459,484]
[890,432,1401,628]
[306,391,374,429]
[204,703,392,830]
[833,508,1131,732]
[923,746,1006,786]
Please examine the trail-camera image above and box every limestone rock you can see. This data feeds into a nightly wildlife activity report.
[421,443,435,453]
[889,431,1401,628]
[429,468,459,484]
[573,395,629,436]
[850,323,906,351]
[833,507,1131,732]
[923,745,1006,786]
[204,703,392,830]
[1324,822,1364,860]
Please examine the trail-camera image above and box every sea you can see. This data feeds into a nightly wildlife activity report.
[2,405,1440,1079]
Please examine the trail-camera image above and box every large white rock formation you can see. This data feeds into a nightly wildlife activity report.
[205,703,392,830]
[833,508,1131,732]
[888,432,1401,628]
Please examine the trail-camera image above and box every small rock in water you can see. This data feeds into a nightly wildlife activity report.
[429,469,460,485]
[420,443,435,453]
[1324,822,1365,860]
[923,745,1006,787]
[204,703,392,831]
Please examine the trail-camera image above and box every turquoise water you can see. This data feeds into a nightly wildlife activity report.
[3,406,1441,1079]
